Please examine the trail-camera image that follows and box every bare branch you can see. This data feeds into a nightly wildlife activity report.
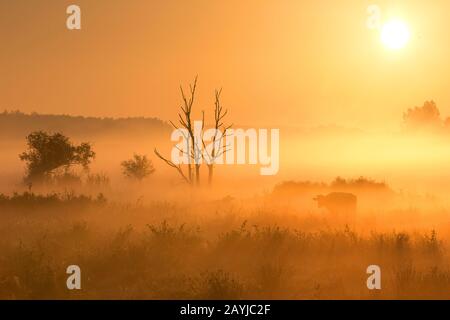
[154,148,190,184]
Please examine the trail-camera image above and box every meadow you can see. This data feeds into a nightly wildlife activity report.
[0,187,449,300]
[1,112,450,300]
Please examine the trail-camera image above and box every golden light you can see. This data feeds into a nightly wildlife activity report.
[380,20,410,50]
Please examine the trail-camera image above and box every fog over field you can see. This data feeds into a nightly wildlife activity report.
[3,0,450,301]
[1,108,450,299]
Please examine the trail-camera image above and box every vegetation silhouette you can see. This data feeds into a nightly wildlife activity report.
[154,77,231,187]
[19,131,95,186]
[121,154,155,181]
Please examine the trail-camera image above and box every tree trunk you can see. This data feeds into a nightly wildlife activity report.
[208,165,213,186]
[195,164,200,186]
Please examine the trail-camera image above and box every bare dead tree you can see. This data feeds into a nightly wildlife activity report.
[203,89,232,186]
[155,78,231,187]
[154,77,199,185]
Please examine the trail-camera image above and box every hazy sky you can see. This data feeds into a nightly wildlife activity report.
[1,0,449,128]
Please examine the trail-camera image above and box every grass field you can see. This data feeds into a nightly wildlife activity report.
[0,191,449,300]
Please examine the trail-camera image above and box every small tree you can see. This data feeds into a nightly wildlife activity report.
[121,154,155,181]
[19,131,95,184]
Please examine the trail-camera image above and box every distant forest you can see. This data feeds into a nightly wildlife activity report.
[0,111,171,139]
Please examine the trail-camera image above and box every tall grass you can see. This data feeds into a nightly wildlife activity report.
[0,192,449,299]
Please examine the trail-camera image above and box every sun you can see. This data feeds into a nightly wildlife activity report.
[380,20,411,50]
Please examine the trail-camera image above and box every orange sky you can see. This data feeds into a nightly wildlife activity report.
[1,0,449,129]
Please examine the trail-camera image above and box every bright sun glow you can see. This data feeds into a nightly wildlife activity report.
[381,20,411,50]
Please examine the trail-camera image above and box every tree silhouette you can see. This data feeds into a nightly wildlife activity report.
[19,131,95,184]
[203,89,232,186]
[403,100,441,129]
[154,77,198,185]
[121,154,155,181]
[154,77,231,187]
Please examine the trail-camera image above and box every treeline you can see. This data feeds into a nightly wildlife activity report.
[0,110,171,138]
